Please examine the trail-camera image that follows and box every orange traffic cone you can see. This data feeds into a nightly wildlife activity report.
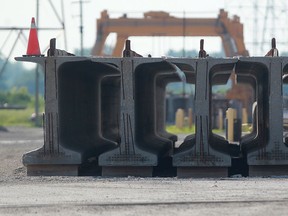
[25,17,42,56]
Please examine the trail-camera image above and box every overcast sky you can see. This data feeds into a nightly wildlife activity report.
[0,0,287,61]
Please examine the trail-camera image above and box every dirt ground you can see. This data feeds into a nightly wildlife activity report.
[1,127,288,215]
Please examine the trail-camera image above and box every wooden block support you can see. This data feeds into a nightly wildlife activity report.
[242,108,248,124]
[175,108,185,129]
[226,108,237,142]
[218,108,223,130]
[188,108,193,128]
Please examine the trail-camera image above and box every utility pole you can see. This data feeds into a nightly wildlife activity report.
[34,0,41,126]
[80,0,84,56]
[182,11,186,98]
[73,0,87,55]
[182,10,186,58]
[253,0,258,55]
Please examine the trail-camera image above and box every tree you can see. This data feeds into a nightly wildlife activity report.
[0,87,32,106]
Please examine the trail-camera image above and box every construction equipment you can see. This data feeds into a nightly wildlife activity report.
[91,9,249,57]
[14,36,288,177]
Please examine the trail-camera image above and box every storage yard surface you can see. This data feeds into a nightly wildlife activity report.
[1,127,288,215]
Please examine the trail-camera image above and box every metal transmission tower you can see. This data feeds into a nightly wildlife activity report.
[0,0,67,126]
[261,0,288,54]
[34,0,67,126]
[225,0,288,56]
[0,0,67,77]
[261,0,276,54]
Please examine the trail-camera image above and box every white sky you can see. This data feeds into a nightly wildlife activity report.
[1,0,288,63]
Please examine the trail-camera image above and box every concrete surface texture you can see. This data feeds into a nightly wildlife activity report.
[1,127,288,215]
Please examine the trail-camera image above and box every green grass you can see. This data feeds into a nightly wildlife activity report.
[166,125,195,134]
[212,129,225,134]
[0,107,35,127]
[166,125,227,135]
[242,123,252,133]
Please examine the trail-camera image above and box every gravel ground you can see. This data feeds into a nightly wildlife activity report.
[1,127,288,215]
